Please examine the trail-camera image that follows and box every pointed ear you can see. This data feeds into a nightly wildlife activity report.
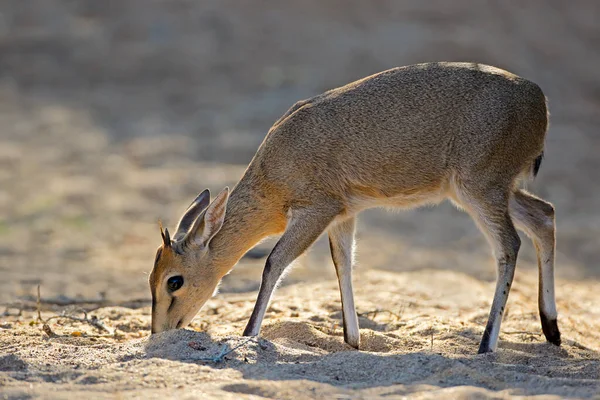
[173,189,210,241]
[185,187,230,249]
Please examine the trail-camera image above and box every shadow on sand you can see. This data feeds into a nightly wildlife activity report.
[143,322,600,398]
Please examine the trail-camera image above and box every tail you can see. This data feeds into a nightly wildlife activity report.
[532,90,549,179]
[532,151,544,178]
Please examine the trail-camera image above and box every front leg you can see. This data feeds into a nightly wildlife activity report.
[243,206,340,337]
[329,217,360,349]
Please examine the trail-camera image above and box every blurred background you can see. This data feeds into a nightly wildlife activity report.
[0,0,598,305]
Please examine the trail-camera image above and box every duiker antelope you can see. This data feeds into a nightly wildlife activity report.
[150,62,560,354]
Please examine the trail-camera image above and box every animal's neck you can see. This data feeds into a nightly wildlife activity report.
[208,176,285,277]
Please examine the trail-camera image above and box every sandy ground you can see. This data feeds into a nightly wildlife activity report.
[1,1,600,399]
[2,270,600,399]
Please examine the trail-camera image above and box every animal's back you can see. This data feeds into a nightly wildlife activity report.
[251,62,548,208]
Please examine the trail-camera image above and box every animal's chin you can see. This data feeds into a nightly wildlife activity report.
[175,310,200,331]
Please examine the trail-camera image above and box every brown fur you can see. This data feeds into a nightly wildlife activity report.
[150,62,558,353]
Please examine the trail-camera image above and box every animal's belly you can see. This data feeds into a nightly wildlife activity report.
[344,182,450,216]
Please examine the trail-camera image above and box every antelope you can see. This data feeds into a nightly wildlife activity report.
[149,62,560,354]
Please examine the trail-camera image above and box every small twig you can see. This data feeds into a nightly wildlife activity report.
[37,285,42,322]
[41,323,114,339]
[36,286,113,337]
[358,309,403,321]
[196,337,257,363]
[43,313,111,333]
[566,339,595,352]
[503,330,542,335]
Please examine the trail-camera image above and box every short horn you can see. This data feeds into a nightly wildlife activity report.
[159,221,171,248]
[163,228,171,247]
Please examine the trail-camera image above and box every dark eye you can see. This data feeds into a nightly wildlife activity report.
[167,276,184,292]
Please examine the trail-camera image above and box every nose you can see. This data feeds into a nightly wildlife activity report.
[150,319,179,334]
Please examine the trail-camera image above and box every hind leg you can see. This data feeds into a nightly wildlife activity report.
[329,217,360,349]
[510,189,560,345]
[455,184,521,353]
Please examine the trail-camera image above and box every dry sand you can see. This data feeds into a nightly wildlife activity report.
[2,269,600,399]
[1,1,600,399]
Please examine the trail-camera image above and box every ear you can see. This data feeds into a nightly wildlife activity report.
[185,187,230,249]
[173,189,211,241]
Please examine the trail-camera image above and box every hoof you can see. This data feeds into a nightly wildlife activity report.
[344,332,360,350]
[242,326,259,337]
[541,317,561,346]
[477,346,494,355]
[477,331,496,354]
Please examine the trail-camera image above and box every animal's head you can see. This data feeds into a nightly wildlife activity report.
[149,187,230,334]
